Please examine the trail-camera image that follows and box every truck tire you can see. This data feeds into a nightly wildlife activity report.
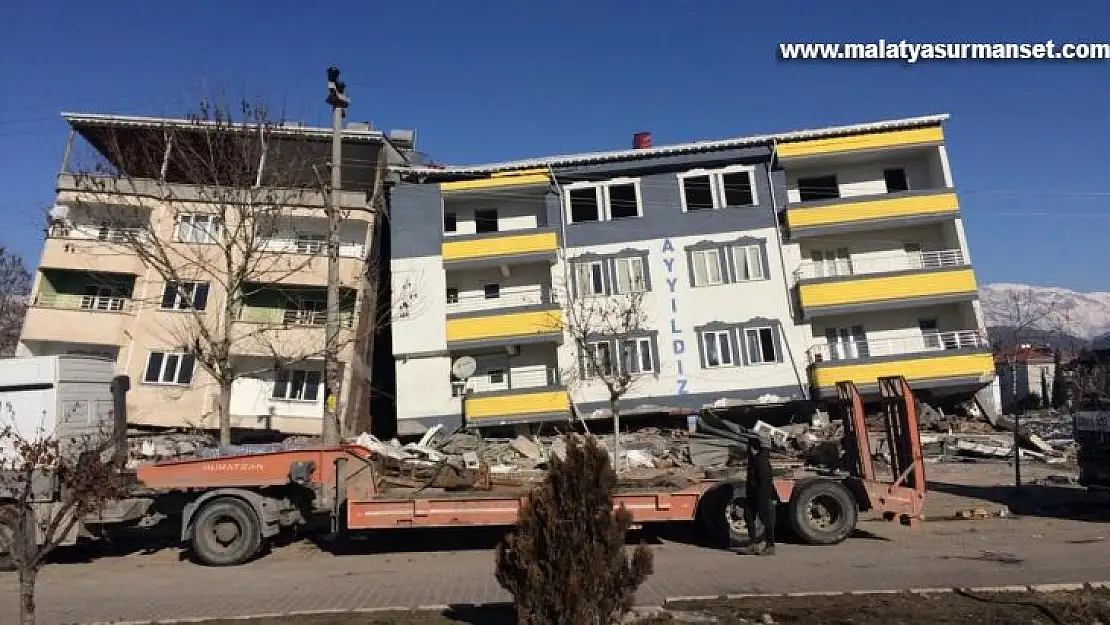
[788,479,858,546]
[0,505,18,572]
[190,498,262,567]
[696,483,765,549]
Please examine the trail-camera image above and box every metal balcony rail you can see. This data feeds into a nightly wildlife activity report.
[260,237,365,259]
[807,329,987,364]
[35,292,131,312]
[446,286,558,314]
[238,307,353,327]
[48,223,145,242]
[795,248,967,281]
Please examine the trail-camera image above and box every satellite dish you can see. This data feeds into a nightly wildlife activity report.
[451,356,477,380]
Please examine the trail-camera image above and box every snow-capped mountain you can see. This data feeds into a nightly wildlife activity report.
[980,283,1110,342]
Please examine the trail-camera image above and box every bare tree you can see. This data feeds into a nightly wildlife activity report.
[560,289,650,472]
[989,287,1063,414]
[0,418,131,625]
[0,246,30,357]
[64,97,397,445]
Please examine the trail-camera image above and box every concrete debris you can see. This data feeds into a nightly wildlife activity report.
[510,436,542,460]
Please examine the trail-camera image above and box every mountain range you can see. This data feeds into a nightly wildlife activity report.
[980,283,1110,347]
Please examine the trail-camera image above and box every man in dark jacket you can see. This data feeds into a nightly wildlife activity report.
[738,435,776,555]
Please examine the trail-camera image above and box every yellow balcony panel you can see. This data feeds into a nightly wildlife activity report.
[811,352,995,393]
[446,310,563,346]
[464,389,570,422]
[787,191,959,236]
[798,268,977,316]
[777,126,944,159]
[441,170,551,192]
[442,231,559,264]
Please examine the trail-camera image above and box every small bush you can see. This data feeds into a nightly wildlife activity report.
[495,434,653,625]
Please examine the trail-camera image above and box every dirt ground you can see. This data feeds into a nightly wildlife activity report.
[190,588,1110,625]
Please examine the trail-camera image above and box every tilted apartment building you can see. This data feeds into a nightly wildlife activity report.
[18,113,410,436]
[388,114,997,435]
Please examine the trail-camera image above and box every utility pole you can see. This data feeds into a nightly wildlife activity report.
[323,66,349,445]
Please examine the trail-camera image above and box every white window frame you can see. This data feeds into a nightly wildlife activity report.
[701,330,736,368]
[691,249,724,287]
[574,260,608,297]
[272,368,322,402]
[615,256,646,294]
[160,281,209,311]
[678,165,758,212]
[731,244,766,281]
[583,340,613,378]
[620,337,655,375]
[175,214,223,244]
[563,178,644,224]
[142,351,195,386]
[744,327,779,365]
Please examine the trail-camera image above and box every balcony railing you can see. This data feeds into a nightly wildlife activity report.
[452,366,562,397]
[807,330,988,364]
[260,237,365,259]
[48,222,145,243]
[239,307,353,327]
[446,286,558,315]
[795,249,967,281]
[34,292,131,313]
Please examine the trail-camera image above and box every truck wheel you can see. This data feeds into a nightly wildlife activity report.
[696,483,764,548]
[0,505,18,572]
[190,498,262,567]
[788,479,858,546]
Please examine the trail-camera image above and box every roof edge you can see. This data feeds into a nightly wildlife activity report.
[61,111,388,142]
[396,113,950,176]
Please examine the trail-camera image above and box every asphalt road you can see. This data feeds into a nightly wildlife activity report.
[2,463,1106,624]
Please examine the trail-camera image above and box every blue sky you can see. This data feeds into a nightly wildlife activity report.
[2,0,1108,290]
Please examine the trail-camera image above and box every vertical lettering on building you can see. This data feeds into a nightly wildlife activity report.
[661,238,688,395]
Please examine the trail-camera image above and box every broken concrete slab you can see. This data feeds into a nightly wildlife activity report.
[510,436,542,460]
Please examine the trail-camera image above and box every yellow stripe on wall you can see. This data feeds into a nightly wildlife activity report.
[440,172,551,192]
[811,352,994,388]
[788,192,959,229]
[465,390,570,420]
[777,126,945,159]
[446,310,563,343]
[799,268,977,309]
[442,231,559,262]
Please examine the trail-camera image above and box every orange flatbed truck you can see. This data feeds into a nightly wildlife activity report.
[0,375,927,568]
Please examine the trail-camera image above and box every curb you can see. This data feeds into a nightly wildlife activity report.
[85,582,1110,624]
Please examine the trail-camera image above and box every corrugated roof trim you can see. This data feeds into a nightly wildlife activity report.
[395,113,949,175]
[61,112,387,142]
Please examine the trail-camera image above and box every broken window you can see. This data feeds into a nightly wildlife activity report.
[797,175,840,202]
[883,168,909,193]
[607,183,640,219]
[745,327,779,364]
[682,174,714,211]
[682,167,757,211]
[568,187,600,223]
[475,209,499,234]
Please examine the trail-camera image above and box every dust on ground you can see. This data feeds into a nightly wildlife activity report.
[184,588,1110,625]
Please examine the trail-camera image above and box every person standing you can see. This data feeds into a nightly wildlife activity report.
[738,435,776,555]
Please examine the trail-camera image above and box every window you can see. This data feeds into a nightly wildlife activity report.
[616,257,646,293]
[81,285,127,311]
[745,327,779,364]
[295,234,325,254]
[732,245,765,281]
[483,284,500,299]
[825,327,868,361]
[797,175,840,202]
[574,261,607,297]
[160,281,210,311]
[621,337,655,374]
[488,369,505,384]
[919,318,942,350]
[474,209,499,234]
[883,168,909,193]
[701,330,735,368]
[175,214,223,243]
[272,368,321,401]
[691,249,724,286]
[443,211,457,233]
[583,341,612,377]
[446,287,459,304]
[565,180,642,223]
[680,167,756,211]
[143,351,195,386]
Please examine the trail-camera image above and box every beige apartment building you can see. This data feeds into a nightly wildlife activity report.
[18,113,411,436]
